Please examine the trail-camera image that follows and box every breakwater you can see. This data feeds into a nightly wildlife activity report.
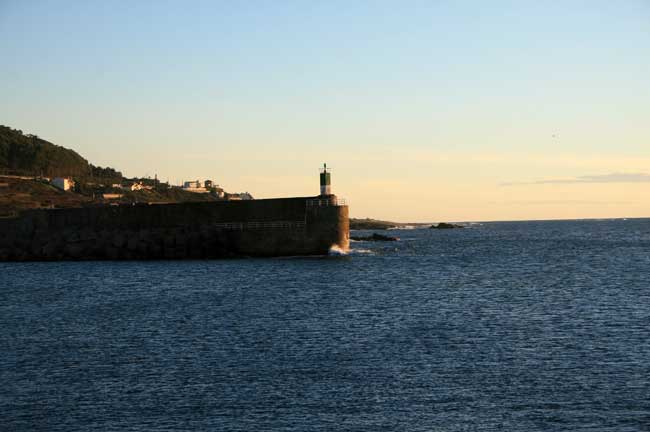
[0,196,349,261]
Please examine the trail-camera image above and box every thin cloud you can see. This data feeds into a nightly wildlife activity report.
[488,200,633,206]
[501,173,650,186]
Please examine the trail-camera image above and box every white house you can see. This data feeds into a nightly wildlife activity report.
[130,182,153,191]
[183,180,209,193]
[183,180,201,189]
[52,177,74,191]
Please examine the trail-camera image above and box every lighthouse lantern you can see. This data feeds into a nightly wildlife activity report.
[319,163,331,196]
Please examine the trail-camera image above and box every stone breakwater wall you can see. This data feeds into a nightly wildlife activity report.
[0,197,349,261]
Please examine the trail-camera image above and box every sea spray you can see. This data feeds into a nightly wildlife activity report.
[328,245,348,256]
[330,244,377,256]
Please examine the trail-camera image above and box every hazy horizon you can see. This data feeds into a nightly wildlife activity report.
[2,1,648,222]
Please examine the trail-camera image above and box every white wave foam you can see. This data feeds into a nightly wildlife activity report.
[328,245,349,256]
[349,248,375,255]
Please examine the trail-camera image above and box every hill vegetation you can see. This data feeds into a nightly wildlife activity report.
[0,125,121,181]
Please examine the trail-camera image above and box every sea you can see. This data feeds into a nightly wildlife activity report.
[2,219,650,431]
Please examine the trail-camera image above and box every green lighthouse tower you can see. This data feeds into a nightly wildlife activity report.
[320,163,331,196]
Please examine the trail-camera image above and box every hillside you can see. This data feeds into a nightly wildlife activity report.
[0,125,121,181]
[1,125,89,177]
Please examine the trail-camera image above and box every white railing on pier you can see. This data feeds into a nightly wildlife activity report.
[212,220,306,231]
[306,197,347,207]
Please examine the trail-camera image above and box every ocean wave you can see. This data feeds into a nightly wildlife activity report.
[348,247,375,255]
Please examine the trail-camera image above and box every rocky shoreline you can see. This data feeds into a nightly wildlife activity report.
[430,222,464,229]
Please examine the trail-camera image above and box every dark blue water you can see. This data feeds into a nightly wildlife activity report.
[2,219,650,431]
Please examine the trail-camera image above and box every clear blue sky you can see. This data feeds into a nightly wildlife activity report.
[1,1,649,221]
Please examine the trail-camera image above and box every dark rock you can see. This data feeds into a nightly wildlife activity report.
[64,243,85,259]
[127,237,138,251]
[30,239,44,255]
[106,246,120,260]
[430,222,463,229]
[138,229,151,241]
[64,229,80,243]
[42,242,60,259]
[187,232,203,258]
[0,231,16,247]
[350,218,396,230]
[149,243,162,258]
[164,246,176,259]
[112,233,126,248]
[174,231,187,246]
[79,227,97,242]
[136,240,148,256]
[351,233,398,242]
[88,238,105,257]
[163,233,175,248]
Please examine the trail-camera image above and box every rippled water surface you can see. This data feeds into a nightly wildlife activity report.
[2,219,650,431]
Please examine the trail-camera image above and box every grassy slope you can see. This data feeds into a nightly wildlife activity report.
[114,188,219,204]
[0,177,92,215]
[0,177,223,215]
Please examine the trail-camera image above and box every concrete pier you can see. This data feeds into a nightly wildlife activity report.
[0,196,349,261]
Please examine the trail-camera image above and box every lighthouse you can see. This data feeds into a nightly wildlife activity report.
[319,163,331,196]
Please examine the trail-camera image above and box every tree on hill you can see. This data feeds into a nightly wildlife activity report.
[88,165,123,183]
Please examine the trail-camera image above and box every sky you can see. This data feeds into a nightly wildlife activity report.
[1,0,648,222]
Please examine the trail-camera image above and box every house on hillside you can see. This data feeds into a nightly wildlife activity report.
[183,180,209,193]
[213,186,225,198]
[51,177,75,191]
[129,182,152,191]
[183,180,201,189]
[113,181,153,191]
